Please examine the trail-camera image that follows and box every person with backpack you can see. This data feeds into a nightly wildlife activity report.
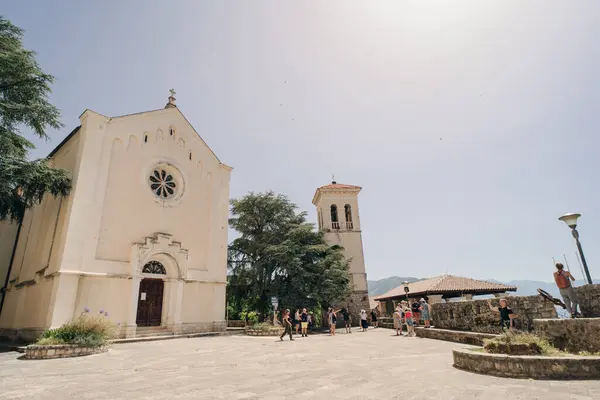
[553,263,580,318]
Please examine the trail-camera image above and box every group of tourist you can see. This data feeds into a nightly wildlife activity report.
[393,298,431,337]
[279,306,380,341]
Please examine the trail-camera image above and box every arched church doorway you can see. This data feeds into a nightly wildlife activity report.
[136,261,166,327]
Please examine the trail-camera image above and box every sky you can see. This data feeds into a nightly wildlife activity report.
[4,1,600,282]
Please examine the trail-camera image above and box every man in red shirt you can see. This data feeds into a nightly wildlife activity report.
[554,263,579,318]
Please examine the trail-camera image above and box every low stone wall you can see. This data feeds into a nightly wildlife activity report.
[575,284,600,317]
[453,348,600,380]
[415,327,498,346]
[227,320,246,328]
[431,296,557,333]
[25,345,108,360]
[534,318,600,353]
[244,327,284,337]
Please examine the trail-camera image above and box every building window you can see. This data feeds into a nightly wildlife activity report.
[144,134,148,143]
[169,127,175,136]
[344,204,353,229]
[142,261,166,274]
[149,169,177,198]
[330,205,339,229]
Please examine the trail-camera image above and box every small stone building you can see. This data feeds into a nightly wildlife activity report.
[374,274,517,316]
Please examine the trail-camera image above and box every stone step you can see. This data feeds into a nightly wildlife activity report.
[135,327,173,338]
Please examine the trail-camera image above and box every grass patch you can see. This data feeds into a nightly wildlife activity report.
[36,309,115,347]
[483,332,563,356]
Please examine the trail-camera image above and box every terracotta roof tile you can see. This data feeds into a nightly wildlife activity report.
[373,275,517,301]
[318,183,362,190]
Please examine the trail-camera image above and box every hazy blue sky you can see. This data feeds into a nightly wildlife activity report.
[4,1,599,282]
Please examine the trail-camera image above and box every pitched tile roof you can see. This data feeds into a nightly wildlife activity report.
[373,275,517,301]
[318,183,362,190]
[369,297,379,311]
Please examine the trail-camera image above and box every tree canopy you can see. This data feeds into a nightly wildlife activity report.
[227,191,352,321]
[0,16,70,222]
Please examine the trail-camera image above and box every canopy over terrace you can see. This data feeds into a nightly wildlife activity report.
[374,275,517,315]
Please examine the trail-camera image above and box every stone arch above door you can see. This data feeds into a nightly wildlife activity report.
[131,233,189,279]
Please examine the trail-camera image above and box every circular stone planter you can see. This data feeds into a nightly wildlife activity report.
[24,344,108,360]
[453,347,600,380]
[244,327,284,337]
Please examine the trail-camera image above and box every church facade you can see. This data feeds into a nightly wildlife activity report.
[313,181,371,323]
[0,95,231,341]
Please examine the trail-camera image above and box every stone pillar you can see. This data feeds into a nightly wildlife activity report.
[125,276,142,338]
[464,294,473,301]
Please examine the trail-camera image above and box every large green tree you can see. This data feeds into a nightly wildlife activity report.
[0,16,70,222]
[227,192,352,321]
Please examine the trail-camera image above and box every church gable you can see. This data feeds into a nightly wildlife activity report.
[92,101,230,265]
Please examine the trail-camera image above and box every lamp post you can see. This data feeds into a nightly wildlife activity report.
[558,213,593,285]
[403,281,410,304]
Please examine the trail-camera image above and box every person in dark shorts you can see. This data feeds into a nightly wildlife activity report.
[411,301,421,327]
[371,310,378,328]
[342,308,352,333]
[280,309,294,341]
[488,298,517,332]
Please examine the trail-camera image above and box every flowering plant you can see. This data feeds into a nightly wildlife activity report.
[37,307,116,346]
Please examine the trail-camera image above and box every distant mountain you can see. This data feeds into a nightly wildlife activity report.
[367,276,419,297]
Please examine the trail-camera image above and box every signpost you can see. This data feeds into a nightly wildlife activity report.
[271,297,279,326]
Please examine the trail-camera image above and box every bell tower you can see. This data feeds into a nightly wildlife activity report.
[312,180,370,320]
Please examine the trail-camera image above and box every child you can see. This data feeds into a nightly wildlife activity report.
[488,298,518,332]
[404,306,415,337]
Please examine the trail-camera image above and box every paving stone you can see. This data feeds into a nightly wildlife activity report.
[0,329,598,399]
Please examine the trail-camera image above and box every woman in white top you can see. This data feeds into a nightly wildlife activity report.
[360,309,369,331]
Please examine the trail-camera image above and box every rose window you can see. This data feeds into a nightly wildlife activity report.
[149,169,177,198]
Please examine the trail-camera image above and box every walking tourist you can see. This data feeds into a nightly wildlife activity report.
[403,306,415,337]
[307,312,313,331]
[411,300,421,327]
[487,298,517,332]
[280,309,294,341]
[342,308,352,333]
[371,309,378,328]
[553,263,580,318]
[393,307,402,336]
[419,298,431,328]
[300,308,309,337]
[328,307,338,336]
[360,309,369,331]
[294,309,301,334]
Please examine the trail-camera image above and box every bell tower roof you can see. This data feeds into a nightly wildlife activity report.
[312,181,362,205]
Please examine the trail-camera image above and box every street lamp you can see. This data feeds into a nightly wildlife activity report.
[559,213,593,285]
[403,281,410,304]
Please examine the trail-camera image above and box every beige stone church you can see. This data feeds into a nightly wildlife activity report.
[0,94,231,340]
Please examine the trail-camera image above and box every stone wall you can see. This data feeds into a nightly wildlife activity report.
[227,320,246,328]
[453,348,600,380]
[333,290,371,327]
[415,327,498,346]
[431,296,557,333]
[25,344,108,360]
[574,284,600,318]
[534,318,600,353]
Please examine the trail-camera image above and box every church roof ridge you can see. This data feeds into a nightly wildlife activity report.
[49,106,232,170]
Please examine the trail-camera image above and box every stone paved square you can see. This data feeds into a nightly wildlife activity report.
[0,329,598,399]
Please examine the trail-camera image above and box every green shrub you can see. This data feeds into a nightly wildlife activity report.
[37,308,115,347]
[578,351,600,356]
[249,322,278,331]
[483,332,562,356]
